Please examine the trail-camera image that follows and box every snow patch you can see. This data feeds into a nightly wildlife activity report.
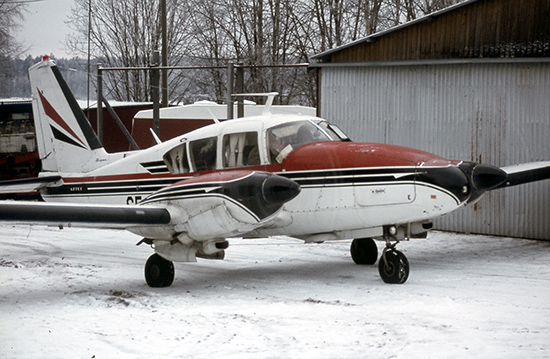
[1,225,549,358]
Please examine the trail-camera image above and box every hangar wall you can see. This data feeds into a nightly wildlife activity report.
[319,60,550,239]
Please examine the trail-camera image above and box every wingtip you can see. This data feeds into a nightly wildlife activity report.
[498,161,550,188]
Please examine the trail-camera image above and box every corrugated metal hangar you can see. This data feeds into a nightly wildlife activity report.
[310,0,550,239]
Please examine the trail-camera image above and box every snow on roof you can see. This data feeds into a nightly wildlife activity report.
[134,101,316,120]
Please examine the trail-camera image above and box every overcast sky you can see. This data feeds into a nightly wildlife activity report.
[17,0,76,58]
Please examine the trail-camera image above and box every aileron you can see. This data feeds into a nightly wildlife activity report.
[0,201,171,228]
[498,161,550,188]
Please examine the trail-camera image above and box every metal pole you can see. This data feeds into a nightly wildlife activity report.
[152,51,160,136]
[86,0,92,111]
[227,62,234,120]
[236,63,244,118]
[161,0,168,107]
[315,67,321,117]
[101,95,140,150]
[96,64,103,145]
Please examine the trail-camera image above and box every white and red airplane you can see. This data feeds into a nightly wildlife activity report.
[1,57,549,287]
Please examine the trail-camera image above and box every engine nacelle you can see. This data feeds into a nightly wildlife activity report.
[139,170,300,241]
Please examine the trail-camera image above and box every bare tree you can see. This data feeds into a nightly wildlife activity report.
[67,0,194,102]
[180,0,465,106]
[0,0,28,97]
[0,0,28,58]
[64,0,465,105]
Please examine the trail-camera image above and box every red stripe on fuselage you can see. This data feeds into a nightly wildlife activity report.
[57,142,458,185]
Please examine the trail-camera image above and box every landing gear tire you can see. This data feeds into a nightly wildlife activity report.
[378,249,409,284]
[145,253,175,287]
[350,238,378,265]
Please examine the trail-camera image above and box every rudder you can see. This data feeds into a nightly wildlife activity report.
[29,57,108,173]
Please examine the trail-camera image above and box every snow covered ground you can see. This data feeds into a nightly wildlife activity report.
[0,224,549,358]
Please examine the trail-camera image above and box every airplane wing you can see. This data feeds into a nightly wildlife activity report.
[0,201,171,229]
[497,161,550,188]
[0,171,300,239]
[0,175,62,194]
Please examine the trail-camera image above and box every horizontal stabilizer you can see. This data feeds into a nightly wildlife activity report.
[498,161,550,188]
[0,201,171,229]
[0,176,62,194]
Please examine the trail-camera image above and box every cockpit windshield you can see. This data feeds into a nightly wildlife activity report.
[267,120,342,164]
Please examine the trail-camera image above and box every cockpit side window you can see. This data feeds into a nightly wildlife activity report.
[163,142,190,174]
[317,121,351,141]
[267,120,332,164]
[223,132,260,168]
[189,136,217,171]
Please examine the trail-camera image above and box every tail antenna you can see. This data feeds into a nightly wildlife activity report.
[231,92,279,116]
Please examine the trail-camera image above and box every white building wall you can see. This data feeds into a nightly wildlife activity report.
[319,61,550,239]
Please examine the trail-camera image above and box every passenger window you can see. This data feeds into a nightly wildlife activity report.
[163,143,190,174]
[223,132,260,168]
[189,137,217,171]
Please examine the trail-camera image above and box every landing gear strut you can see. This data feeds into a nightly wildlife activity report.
[145,253,175,287]
[378,240,409,284]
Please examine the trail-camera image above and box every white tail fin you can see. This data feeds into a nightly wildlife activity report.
[29,57,110,173]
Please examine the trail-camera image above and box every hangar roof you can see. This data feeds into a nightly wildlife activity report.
[311,0,550,64]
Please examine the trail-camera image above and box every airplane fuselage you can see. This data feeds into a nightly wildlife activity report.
[39,114,479,243]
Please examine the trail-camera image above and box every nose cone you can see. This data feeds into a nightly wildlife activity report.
[262,175,301,205]
[459,162,508,204]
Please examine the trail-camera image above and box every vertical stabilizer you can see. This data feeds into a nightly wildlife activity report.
[29,57,109,173]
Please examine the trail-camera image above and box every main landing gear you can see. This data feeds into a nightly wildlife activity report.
[350,238,378,265]
[350,235,410,284]
[145,253,175,287]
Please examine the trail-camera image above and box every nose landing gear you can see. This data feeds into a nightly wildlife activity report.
[350,225,412,284]
[375,225,411,284]
[379,244,409,284]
